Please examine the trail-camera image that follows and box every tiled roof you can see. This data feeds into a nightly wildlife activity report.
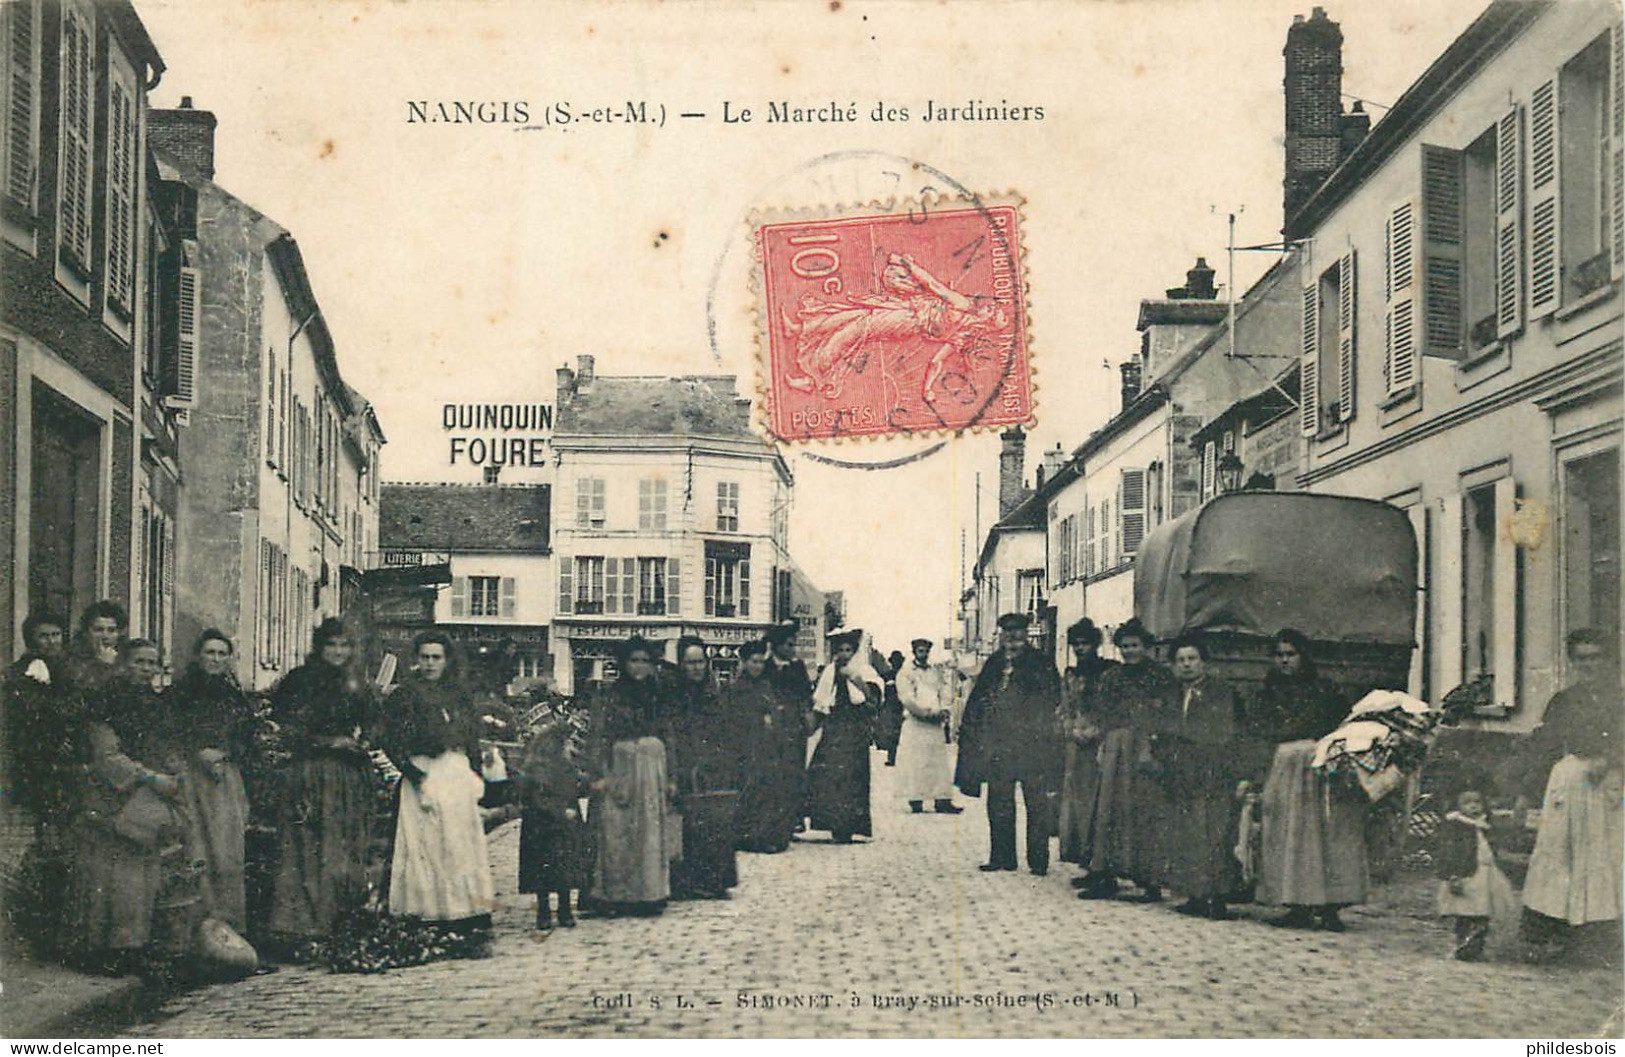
[1136,299,1228,330]
[380,484,551,553]
[556,376,756,438]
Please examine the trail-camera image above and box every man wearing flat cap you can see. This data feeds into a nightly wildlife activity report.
[895,638,963,815]
[956,613,1064,874]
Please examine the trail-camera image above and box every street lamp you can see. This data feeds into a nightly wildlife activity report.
[1218,453,1245,494]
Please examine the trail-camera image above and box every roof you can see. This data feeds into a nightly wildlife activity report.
[380,484,552,554]
[1191,363,1300,446]
[1136,300,1228,331]
[1286,1,1550,239]
[556,375,756,438]
[976,487,1047,571]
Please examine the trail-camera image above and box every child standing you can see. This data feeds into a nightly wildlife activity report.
[518,715,589,930]
[1436,787,1517,961]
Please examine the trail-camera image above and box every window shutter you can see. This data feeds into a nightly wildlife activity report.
[1491,478,1519,711]
[1527,77,1561,320]
[1420,145,1464,358]
[557,555,573,614]
[667,557,681,615]
[170,267,200,408]
[1201,440,1216,498]
[576,479,591,527]
[1611,24,1623,282]
[57,4,92,268]
[1336,250,1356,422]
[500,576,516,618]
[1083,505,1095,577]
[1120,468,1146,557]
[450,576,467,618]
[704,557,717,616]
[740,558,751,618]
[1493,106,1525,339]
[1384,200,1418,395]
[105,66,137,311]
[1101,498,1113,568]
[605,558,621,614]
[620,558,635,613]
[5,1,38,207]
[1299,263,1320,436]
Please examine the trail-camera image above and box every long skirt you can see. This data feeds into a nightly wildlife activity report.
[1257,740,1368,907]
[518,805,588,894]
[1057,740,1101,865]
[1088,728,1164,883]
[671,791,739,896]
[895,715,953,802]
[592,737,676,906]
[806,712,873,837]
[1523,755,1624,926]
[1158,784,1238,900]
[735,734,804,851]
[65,820,167,954]
[183,760,250,930]
[388,751,494,921]
[269,754,375,937]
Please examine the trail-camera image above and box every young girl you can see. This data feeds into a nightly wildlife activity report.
[1436,786,1516,961]
[518,713,589,929]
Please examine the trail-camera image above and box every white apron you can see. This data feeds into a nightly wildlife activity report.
[389,750,495,921]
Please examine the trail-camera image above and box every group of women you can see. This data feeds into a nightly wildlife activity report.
[1055,618,1367,927]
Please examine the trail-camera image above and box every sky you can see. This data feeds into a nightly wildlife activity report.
[135,0,1487,651]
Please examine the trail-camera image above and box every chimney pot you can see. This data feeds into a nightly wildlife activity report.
[180,96,193,108]
[576,354,595,388]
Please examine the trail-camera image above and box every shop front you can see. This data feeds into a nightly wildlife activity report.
[556,620,773,694]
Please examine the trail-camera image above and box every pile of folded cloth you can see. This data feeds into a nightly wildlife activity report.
[1310,689,1440,802]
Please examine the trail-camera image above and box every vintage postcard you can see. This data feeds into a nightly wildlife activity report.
[1,0,1620,1044]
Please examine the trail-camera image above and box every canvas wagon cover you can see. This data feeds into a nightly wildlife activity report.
[1134,493,1417,644]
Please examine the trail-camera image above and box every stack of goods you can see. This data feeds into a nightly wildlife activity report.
[1311,690,1439,802]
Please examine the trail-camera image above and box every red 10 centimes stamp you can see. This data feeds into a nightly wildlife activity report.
[753,194,1032,442]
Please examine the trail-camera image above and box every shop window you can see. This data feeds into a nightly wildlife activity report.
[1563,447,1621,662]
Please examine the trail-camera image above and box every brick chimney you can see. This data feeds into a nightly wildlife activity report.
[1120,360,1143,411]
[998,427,1027,519]
[1042,442,1066,482]
[1283,7,1345,230]
[555,363,577,409]
[576,354,595,390]
[148,96,217,181]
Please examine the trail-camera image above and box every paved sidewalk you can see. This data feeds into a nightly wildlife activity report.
[111,755,1621,1038]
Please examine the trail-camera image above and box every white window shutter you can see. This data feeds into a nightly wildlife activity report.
[1299,282,1320,437]
[667,558,680,615]
[604,559,620,614]
[576,479,591,527]
[500,576,516,618]
[1337,250,1356,422]
[1491,478,1519,711]
[1611,24,1623,282]
[171,267,200,408]
[1084,505,1096,578]
[5,1,38,207]
[557,555,573,614]
[1495,106,1525,340]
[1420,146,1464,359]
[1201,440,1216,498]
[1528,77,1561,320]
[450,576,467,618]
[1120,468,1146,557]
[740,558,751,618]
[1385,201,1418,396]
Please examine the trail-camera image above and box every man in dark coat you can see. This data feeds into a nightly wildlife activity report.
[956,613,1064,875]
[761,620,813,832]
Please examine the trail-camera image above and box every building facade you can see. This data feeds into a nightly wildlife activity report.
[549,357,799,693]
[2,0,172,664]
[149,102,384,690]
[378,482,552,695]
[1286,1,1622,725]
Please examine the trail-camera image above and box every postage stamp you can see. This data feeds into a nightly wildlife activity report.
[753,194,1032,442]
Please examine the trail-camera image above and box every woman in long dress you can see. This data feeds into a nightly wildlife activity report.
[1156,636,1242,919]
[1248,628,1362,932]
[268,618,379,948]
[1057,619,1117,885]
[1518,628,1622,964]
[667,636,742,899]
[805,629,882,844]
[382,631,494,955]
[731,640,805,853]
[1083,618,1176,902]
[587,636,677,916]
[166,629,255,933]
[66,639,190,975]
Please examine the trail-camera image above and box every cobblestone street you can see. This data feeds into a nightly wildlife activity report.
[127,756,1622,1039]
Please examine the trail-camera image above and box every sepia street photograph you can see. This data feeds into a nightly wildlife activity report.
[0,0,1621,1042]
